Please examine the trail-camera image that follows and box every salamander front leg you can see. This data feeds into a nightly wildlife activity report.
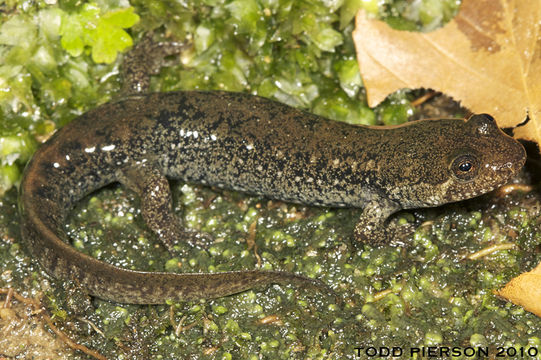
[353,198,410,245]
[117,163,212,252]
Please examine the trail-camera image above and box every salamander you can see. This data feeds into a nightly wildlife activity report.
[19,37,526,304]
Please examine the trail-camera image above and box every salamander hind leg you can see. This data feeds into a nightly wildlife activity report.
[354,198,414,246]
[117,162,213,253]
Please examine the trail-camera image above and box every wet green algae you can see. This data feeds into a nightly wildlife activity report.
[1,0,541,359]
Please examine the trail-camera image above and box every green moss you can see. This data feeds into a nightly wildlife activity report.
[378,91,416,125]
[59,4,139,63]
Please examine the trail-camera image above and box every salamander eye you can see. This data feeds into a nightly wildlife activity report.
[451,154,478,181]
[458,161,472,172]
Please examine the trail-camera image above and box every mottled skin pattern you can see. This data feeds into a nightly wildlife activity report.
[19,38,526,304]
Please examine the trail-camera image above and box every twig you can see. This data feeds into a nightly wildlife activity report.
[174,314,197,336]
[77,317,106,338]
[411,91,437,107]
[0,288,107,360]
[257,314,284,326]
[247,219,262,267]
[467,243,516,260]
[372,289,393,301]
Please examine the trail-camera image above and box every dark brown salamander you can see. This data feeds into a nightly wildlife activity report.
[19,38,526,304]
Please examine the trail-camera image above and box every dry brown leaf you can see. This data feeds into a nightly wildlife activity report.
[353,0,541,147]
[495,262,541,317]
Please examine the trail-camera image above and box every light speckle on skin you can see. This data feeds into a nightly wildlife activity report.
[102,144,116,151]
[365,159,376,170]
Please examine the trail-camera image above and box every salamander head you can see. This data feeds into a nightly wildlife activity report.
[435,113,525,204]
[394,113,526,208]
